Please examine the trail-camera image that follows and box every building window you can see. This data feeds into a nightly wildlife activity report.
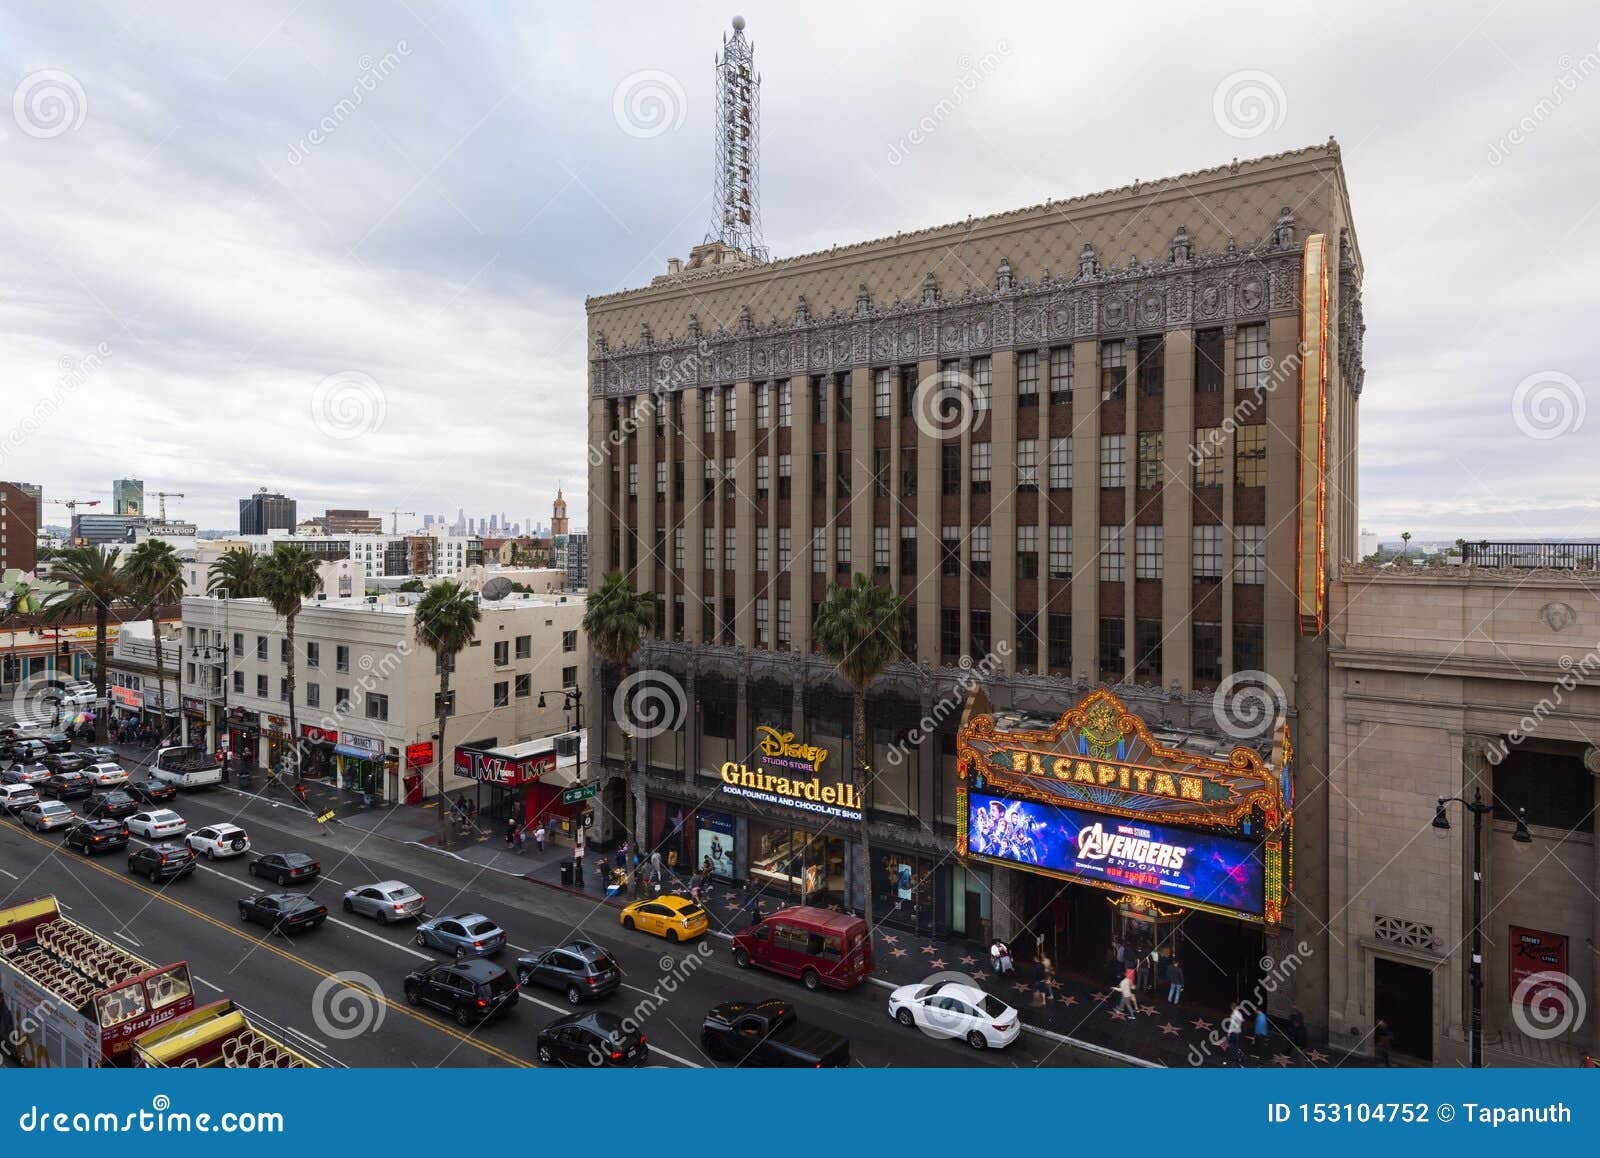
[1236,525,1266,584]
[514,635,531,659]
[432,691,455,717]
[233,632,244,657]
[1236,323,1268,395]
[970,443,991,494]
[834,373,852,424]
[256,635,268,661]
[874,526,890,573]
[1100,340,1127,400]
[941,526,960,577]
[811,376,827,425]
[900,526,916,577]
[278,677,289,703]
[835,525,851,572]
[1048,346,1073,404]
[874,448,891,497]
[1195,328,1225,393]
[755,598,769,647]
[1193,428,1225,486]
[722,457,735,499]
[777,453,792,500]
[835,450,850,498]
[1048,438,1072,490]
[1235,425,1267,487]
[723,389,736,432]
[1135,524,1164,579]
[703,459,717,499]
[874,368,892,418]
[1134,618,1163,680]
[493,681,510,708]
[1192,524,1223,579]
[1232,622,1263,675]
[628,462,638,497]
[1016,439,1038,490]
[234,671,244,694]
[970,609,991,659]
[1137,431,1164,490]
[756,382,771,427]
[756,455,770,500]
[1099,525,1125,581]
[812,530,827,574]
[1098,617,1125,680]
[1048,525,1072,580]
[900,447,917,495]
[971,525,991,577]
[778,527,792,572]
[1017,351,1039,406]
[776,600,791,648]
[1016,612,1038,668]
[777,380,792,427]
[366,693,389,721]
[493,640,509,666]
[1048,613,1071,672]
[704,527,716,571]
[940,609,962,661]
[1099,435,1126,488]
[1136,334,1165,396]
[255,674,267,698]
[514,673,531,699]
[971,356,992,412]
[812,451,826,497]
[1193,622,1223,685]
[674,527,685,570]
[899,366,918,417]
[724,526,736,571]
[305,641,319,668]
[941,445,961,495]
[704,387,717,434]
[756,527,769,572]
[656,461,667,496]
[1017,525,1038,580]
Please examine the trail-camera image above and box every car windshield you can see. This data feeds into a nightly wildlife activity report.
[467,920,498,936]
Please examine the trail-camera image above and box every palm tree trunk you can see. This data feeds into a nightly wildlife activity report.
[855,687,873,928]
[149,610,166,747]
[94,607,108,746]
[285,611,300,783]
[435,664,451,845]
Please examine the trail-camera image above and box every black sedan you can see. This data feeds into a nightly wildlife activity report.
[42,733,72,754]
[63,818,130,855]
[128,842,196,882]
[248,852,321,885]
[535,1010,648,1068]
[126,778,177,806]
[43,751,90,774]
[82,790,138,821]
[516,940,622,1005]
[39,771,92,800]
[404,960,519,1027]
[237,892,328,935]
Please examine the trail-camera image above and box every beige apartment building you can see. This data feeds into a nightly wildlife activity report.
[1328,556,1600,1066]
[585,143,1365,1021]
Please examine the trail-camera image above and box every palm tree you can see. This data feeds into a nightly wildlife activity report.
[413,580,482,844]
[256,545,320,782]
[582,571,656,849]
[42,546,134,745]
[812,572,910,928]
[206,547,262,599]
[124,540,184,746]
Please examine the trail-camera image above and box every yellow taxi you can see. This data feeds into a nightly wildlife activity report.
[619,894,708,943]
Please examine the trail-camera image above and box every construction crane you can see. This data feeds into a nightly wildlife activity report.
[389,509,416,534]
[48,498,101,545]
[153,491,184,520]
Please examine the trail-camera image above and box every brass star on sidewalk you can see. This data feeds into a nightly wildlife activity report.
[1306,1048,1328,1064]
[1191,1018,1212,1030]
[930,958,945,969]
[1272,1054,1292,1067]
[1159,1022,1181,1035]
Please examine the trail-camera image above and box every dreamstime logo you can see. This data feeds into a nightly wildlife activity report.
[613,670,687,740]
[911,366,976,440]
[1187,942,1313,1066]
[1212,70,1286,140]
[612,70,686,139]
[1211,669,1286,741]
[13,69,88,139]
[311,970,387,1040]
[311,370,387,440]
[581,940,714,1065]
[1510,370,1586,440]
[10,674,97,729]
[1511,971,1586,1040]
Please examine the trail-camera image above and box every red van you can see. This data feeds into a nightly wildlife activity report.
[730,905,873,991]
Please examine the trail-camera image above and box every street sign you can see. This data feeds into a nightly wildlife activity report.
[315,810,336,825]
[581,811,595,830]
[563,784,597,805]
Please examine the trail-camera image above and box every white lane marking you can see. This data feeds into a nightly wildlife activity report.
[0,866,17,879]
[195,975,223,993]
[112,929,142,947]
[286,1025,330,1051]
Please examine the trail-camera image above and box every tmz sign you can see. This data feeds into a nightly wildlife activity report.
[452,747,555,787]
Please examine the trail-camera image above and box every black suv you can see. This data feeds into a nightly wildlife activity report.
[64,818,129,855]
[82,790,138,821]
[128,842,196,882]
[535,1010,648,1067]
[516,940,622,1004]
[43,751,90,774]
[248,852,321,885]
[126,778,177,806]
[39,771,92,800]
[42,733,72,754]
[404,960,519,1027]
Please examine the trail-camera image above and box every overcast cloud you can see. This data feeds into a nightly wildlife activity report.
[1,0,1596,542]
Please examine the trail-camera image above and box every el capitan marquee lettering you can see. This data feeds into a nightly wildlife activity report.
[1005,749,1205,802]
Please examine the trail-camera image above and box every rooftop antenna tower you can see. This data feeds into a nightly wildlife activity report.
[709,15,766,261]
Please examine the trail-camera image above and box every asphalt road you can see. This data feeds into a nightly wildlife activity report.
[0,760,1095,1069]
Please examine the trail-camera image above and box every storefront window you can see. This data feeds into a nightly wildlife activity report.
[696,810,736,879]
[747,820,845,906]
[871,722,917,818]
[875,852,938,934]
[644,728,685,774]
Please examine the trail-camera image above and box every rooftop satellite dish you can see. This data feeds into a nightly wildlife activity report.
[481,576,514,601]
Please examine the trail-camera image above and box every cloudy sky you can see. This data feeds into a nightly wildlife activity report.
[1,0,1595,541]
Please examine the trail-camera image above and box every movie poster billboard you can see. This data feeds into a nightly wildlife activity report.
[966,791,1266,918]
[697,810,736,880]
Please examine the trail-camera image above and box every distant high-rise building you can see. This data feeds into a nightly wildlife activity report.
[551,489,569,538]
[0,481,41,572]
[564,530,588,591]
[239,488,296,535]
[72,513,145,546]
[322,509,384,534]
[112,478,144,517]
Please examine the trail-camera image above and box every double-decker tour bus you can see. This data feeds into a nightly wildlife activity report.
[131,999,315,1068]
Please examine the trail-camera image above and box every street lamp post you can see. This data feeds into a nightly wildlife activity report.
[536,686,586,860]
[1433,786,1530,1067]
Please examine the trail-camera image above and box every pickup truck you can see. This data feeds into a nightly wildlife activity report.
[151,746,223,789]
[700,999,851,1068]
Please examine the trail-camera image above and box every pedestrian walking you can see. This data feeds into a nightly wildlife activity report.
[990,939,1014,977]
[1146,946,1161,992]
[1114,971,1138,1018]
[533,823,546,853]
[1166,958,1185,1005]
[1252,1008,1269,1056]
[1224,1005,1245,1064]
[1374,1019,1393,1067]
[504,816,517,849]
[514,826,527,854]
[1134,948,1151,992]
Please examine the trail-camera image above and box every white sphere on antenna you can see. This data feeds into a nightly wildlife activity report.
[732,15,746,31]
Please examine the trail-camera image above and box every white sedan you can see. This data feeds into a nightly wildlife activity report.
[127,809,186,839]
[84,762,129,787]
[887,979,1021,1050]
[186,823,250,860]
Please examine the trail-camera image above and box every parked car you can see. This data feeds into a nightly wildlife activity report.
[0,784,39,815]
[618,895,708,943]
[404,960,518,1027]
[186,823,251,860]
[83,762,129,788]
[64,817,130,855]
[151,746,222,789]
[125,778,177,806]
[83,746,118,763]
[515,941,622,1005]
[731,906,874,992]
[237,891,328,935]
[535,1010,648,1068]
[82,790,138,821]
[2,764,52,786]
[42,732,72,753]
[128,841,196,882]
[42,751,91,774]
[18,800,75,831]
[249,852,321,885]
[701,999,852,1067]
[39,771,92,800]
[126,809,187,839]
[886,979,1021,1050]
[414,913,506,960]
[341,880,426,924]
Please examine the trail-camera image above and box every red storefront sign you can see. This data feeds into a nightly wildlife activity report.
[301,725,337,744]
[406,741,435,768]
[452,747,556,787]
[1508,925,1569,1010]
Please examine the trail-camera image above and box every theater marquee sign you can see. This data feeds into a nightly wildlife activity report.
[957,688,1294,925]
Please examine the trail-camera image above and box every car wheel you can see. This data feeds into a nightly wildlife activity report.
[967,1030,988,1050]
[207,849,217,861]
[622,916,635,930]
[896,1008,915,1028]
[665,929,678,944]
[404,986,420,1007]
[375,910,388,926]
[342,898,354,913]
[238,906,249,921]
[537,1044,553,1064]
[802,969,820,992]
[414,932,427,947]
[733,948,750,968]
[566,985,582,1005]
[147,869,159,883]
[455,1007,474,1028]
